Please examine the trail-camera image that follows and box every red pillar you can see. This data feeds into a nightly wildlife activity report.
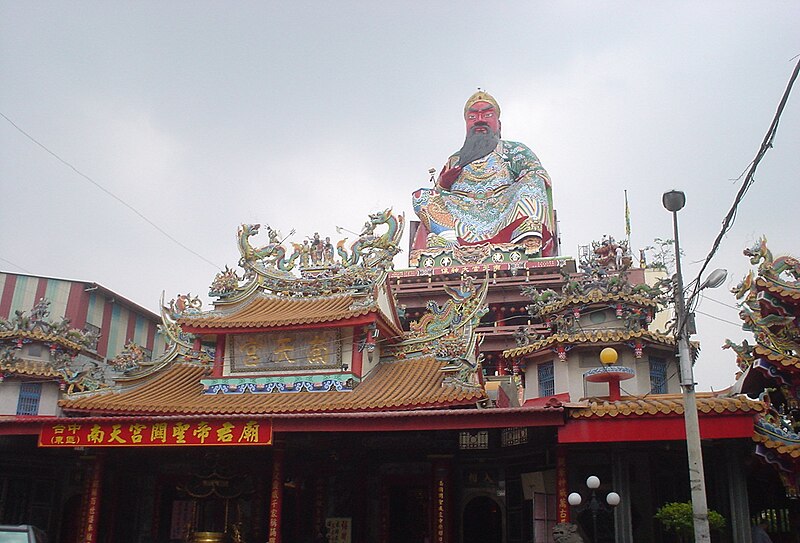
[80,452,105,543]
[213,334,226,378]
[495,305,506,327]
[268,445,285,543]
[556,447,569,524]
[351,326,364,376]
[312,477,327,543]
[379,483,389,543]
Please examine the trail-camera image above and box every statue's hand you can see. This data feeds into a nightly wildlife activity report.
[437,165,462,190]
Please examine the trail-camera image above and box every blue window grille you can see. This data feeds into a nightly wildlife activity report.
[649,357,668,394]
[17,382,42,415]
[538,361,555,397]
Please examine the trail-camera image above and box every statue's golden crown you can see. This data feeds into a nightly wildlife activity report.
[464,90,501,117]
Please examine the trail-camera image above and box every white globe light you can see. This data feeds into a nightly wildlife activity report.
[568,492,582,506]
[586,475,600,489]
[606,492,621,506]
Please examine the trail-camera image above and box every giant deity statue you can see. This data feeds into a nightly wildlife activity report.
[412,91,556,262]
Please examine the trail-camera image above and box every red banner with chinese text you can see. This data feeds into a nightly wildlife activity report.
[39,419,272,447]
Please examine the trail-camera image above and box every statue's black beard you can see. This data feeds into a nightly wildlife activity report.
[457,125,500,167]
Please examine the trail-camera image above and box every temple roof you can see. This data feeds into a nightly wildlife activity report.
[0,357,60,379]
[753,427,800,459]
[59,356,486,415]
[178,292,389,331]
[539,292,659,315]
[753,343,800,370]
[503,329,676,359]
[756,276,800,302]
[566,393,764,419]
[0,329,87,352]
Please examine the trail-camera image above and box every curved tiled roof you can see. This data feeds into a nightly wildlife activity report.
[0,329,85,352]
[755,277,800,302]
[0,358,60,378]
[59,357,485,415]
[540,292,659,314]
[568,393,764,418]
[753,344,800,369]
[503,329,676,358]
[178,293,378,330]
[753,432,800,459]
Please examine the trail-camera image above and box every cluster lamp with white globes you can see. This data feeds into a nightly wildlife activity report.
[567,475,619,542]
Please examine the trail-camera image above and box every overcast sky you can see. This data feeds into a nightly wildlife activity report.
[2,2,798,391]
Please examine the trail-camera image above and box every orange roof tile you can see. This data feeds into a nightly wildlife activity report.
[178,294,378,329]
[0,358,60,378]
[568,393,764,418]
[753,432,800,458]
[755,277,800,302]
[540,292,659,314]
[0,329,85,351]
[504,329,676,359]
[753,344,800,369]
[60,356,486,415]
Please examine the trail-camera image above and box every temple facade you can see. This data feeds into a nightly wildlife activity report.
[0,94,797,543]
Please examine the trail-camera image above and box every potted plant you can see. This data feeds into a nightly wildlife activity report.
[655,502,725,543]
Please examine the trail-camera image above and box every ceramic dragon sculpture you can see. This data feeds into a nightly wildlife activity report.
[744,236,800,283]
[238,223,301,272]
[337,208,405,268]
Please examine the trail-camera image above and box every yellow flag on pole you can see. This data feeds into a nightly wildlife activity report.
[624,190,631,238]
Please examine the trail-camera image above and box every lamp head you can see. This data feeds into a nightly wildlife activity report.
[599,347,618,365]
[662,190,686,212]
[568,492,582,506]
[606,492,621,507]
[700,268,728,290]
[586,475,600,489]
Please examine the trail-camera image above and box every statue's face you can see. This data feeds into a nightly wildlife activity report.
[465,100,500,135]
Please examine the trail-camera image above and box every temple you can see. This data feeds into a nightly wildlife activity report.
[0,94,797,543]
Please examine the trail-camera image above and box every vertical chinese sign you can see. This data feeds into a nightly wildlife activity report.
[432,459,451,543]
[325,518,352,543]
[268,447,285,543]
[556,448,569,524]
[81,453,104,543]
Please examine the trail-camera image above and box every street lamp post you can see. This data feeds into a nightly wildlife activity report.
[662,190,727,543]
[567,476,620,543]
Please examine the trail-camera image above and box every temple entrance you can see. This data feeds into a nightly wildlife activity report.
[388,486,429,543]
[462,496,502,543]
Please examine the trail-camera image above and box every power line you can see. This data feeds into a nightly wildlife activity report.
[0,111,222,271]
[687,58,800,308]
[699,294,739,311]
[0,257,32,273]
[694,310,743,329]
